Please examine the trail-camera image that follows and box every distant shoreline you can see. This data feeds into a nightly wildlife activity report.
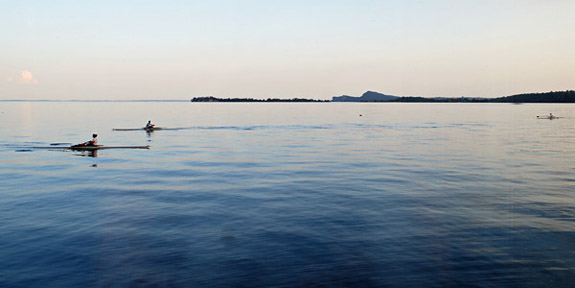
[2,90,573,103]
[190,96,329,103]
[330,90,575,103]
[191,90,575,103]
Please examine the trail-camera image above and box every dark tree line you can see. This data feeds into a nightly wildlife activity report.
[191,96,328,102]
[191,90,574,103]
[490,90,575,103]
[360,91,574,103]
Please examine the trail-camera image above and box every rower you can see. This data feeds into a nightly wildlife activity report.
[146,120,155,129]
[75,133,98,147]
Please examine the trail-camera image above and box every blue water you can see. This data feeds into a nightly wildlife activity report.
[0,102,573,287]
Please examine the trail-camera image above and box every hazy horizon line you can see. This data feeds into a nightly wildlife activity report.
[2,89,573,103]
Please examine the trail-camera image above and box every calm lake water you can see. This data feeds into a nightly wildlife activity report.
[0,102,573,287]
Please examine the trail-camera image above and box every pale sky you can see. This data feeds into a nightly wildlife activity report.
[1,0,573,100]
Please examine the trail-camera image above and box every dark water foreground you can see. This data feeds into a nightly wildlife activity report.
[1,102,573,287]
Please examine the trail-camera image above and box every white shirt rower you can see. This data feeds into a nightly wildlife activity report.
[75,133,98,147]
[87,134,98,145]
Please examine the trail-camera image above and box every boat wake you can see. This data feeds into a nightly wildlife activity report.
[113,125,334,132]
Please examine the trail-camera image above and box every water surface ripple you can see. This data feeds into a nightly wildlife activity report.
[0,102,573,287]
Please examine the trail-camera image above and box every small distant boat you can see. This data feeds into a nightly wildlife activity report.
[113,127,164,131]
[70,145,150,151]
[536,115,560,120]
[32,145,150,151]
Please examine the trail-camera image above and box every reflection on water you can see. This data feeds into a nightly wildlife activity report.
[78,150,98,158]
[0,102,573,287]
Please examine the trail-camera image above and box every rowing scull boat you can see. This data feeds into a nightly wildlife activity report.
[71,145,150,151]
[32,145,150,151]
[113,127,164,131]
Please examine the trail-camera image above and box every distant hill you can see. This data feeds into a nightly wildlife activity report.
[332,90,575,103]
[332,91,398,102]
